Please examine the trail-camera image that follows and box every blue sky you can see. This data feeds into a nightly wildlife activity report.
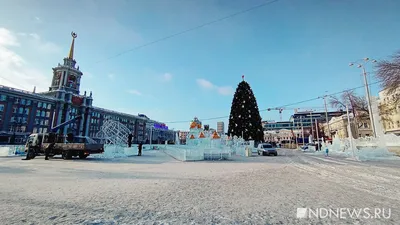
[0,0,399,131]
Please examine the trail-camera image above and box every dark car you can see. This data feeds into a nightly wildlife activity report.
[257,143,278,156]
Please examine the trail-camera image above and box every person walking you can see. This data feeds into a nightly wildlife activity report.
[325,146,329,157]
[45,142,55,160]
[128,133,133,148]
[138,142,143,156]
[45,133,57,160]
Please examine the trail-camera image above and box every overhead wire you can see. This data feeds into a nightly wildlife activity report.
[164,80,383,124]
[0,75,29,90]
[93,0,280,64]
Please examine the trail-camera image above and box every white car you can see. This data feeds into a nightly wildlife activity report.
[257,143,278,156]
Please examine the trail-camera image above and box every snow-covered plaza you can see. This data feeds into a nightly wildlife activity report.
[0,149,399,225]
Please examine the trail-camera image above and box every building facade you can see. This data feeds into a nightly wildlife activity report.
[0,32,174,144]
[178,130,189,144]
[262,121,293,131]
[289,111,347,138]
[217,121,224,134]
[379,88,400,136]
[321,113,373,139]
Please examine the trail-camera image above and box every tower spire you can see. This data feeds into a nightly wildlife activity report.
[68,31,77,60]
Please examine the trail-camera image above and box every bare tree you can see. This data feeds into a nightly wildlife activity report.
[329,91,369,129]
[329,91,368,115]
[375,50,400,97]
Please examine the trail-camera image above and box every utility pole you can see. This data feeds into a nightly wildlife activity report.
[346,104,355,158]
[349,58,378,137]
[300,116,305,146]
[315,119,319,146]
[293,120,297,147]
[361,67,376,137]
[310,111,314,138]
[323,96,331,138]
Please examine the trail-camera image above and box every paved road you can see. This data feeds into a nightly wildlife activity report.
[0,149,399,224]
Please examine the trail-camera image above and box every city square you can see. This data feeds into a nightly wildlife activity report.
[1,149,399,224]
[1,0,400,225]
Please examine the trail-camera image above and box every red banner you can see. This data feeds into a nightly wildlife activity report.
[72,96,83,106]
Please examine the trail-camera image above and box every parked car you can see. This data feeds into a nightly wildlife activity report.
[257,143,278,156]
[300,143,316,152]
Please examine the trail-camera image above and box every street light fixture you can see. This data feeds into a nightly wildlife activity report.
[349,57,377,137]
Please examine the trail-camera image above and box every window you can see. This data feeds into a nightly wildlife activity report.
[397,121,400,128]
[47,104,52,110]
[363,123,368,128]
[24,108,29,115]
[21,126,26,132]
[10,117,15,122]
[9,125,15,132]
[22,118,27,124]
[0,95,6,101]
[19,107,24,114]
[43,128,47,133]
[13,106,17,113]
[44,120,49,125]
[33,127,37,133]
[43,103,47,109]
[41,111,45,117]
[36,111,41,117]
[35,118,39,125]
[21,99,26,105]
[14,98,20,104]
[26,100,31,105]
[38,102,42,108]
[0,104,4,112]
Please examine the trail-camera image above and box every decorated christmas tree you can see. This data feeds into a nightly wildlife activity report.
[228,76,264,141]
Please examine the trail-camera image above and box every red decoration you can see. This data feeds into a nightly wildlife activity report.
[72,96,83,106]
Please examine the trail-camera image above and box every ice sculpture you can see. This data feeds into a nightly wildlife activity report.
[96,120,131,146]
[94,120,133,158]
[323,97,399,161]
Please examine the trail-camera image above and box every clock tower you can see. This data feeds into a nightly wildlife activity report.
[49,31,83,95]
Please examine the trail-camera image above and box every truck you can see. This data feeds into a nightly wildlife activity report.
[24,115,104,160]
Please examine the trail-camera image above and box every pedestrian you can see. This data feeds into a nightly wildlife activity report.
[138,142,143,156]
[45,133,56,160]
[22,147,34,160]
[325,146,329,157]
[45,142,55,160]
[128,133,133,148]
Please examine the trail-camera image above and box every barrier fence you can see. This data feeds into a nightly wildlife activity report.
[0,145,25,157]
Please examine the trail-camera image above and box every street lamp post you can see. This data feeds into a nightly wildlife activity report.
[349,58,377,137]
[323,95,331,138]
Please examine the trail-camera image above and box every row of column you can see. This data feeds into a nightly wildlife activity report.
[55,102,91,137]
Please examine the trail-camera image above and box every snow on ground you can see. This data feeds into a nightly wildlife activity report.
[0,149,399,224]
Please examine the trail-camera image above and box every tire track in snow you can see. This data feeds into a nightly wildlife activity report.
[307,155,400,183]
[283,153,400,201]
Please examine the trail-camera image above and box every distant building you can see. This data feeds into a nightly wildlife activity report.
[263,121,293,131]
[378,88,400,136]
[0,32,174,144]
[179,130,189,144]
[321,114,371,139]
[264,129,297,143]
[289,111,346,138]
[217,121,224,134]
